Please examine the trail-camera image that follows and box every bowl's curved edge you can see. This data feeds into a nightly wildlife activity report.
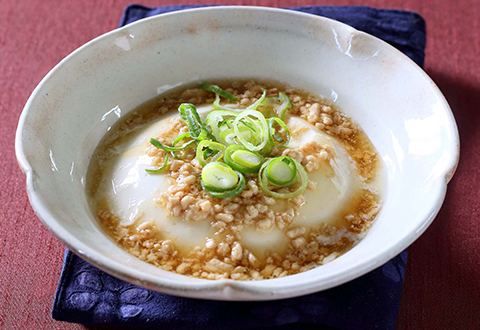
[15,5,460,301]
[350,28,461,185]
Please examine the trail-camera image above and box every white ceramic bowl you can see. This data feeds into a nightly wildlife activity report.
[16,6,459,300]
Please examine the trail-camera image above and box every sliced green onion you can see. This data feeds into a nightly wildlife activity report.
[178,103,211,141]
[268,117,291,148]
[219,128,236,145]
[206,110,240,124]
[145,161,168,173]
[263,92,292,119]
[212,88,267,112]
[220,126,255,145]
[201,170,246,198]
[266,156,296,185]
[149,88,302,199]
[239,119,257,132]
[258,158,308,199]
[224,145,264,173]
[201,162,246,198]
[169,132,194,159]
[232,151,261,167]
[205,109,242,144]
[213,94,238,111]
[196,140,226,166]
[150,136,196,161]
[260,140,274,156]
[201,162,238,190]
[233,110,268,152]
[246,88,267,110]
[203,148,215,159]
[224,117,236,128]
[145,139,169,173]
[276,93,292,119]
[199,83,238,101]
[173,132,191,147]
[145,167,166,173]
[150,137,195,152]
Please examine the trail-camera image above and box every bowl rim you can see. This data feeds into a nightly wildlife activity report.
[15,5,460,300]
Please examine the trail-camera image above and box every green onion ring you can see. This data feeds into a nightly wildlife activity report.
[220,126,256,146]
[268,117,291,148]
[169,132,193,159]
[213,94,238,111]
[199,83,238,101]
[276,92,292,119]
[196,140,226,166]
[200,162,246,198]
[265,156,296,185]
[150,137,196,160]
[201,170,246,198]
[258,158,308,198]
[246,88,267,110]
[173,132,191,146]
[178,103,210,141]
[224,145,264,173]
[201,162,238,190]
[233,110,268,152]
[149,137,195,152]
[205,109,242,144]
[145,139,169,173]
[262,92,292,119]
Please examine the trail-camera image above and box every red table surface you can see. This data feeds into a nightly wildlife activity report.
[1,0,479,329]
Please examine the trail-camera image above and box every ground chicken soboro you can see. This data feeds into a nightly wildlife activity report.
[88,80,382,280]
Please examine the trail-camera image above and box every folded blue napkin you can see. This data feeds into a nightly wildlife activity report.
[53,5,425,329]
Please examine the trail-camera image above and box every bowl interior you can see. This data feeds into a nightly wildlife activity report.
[16,7,459,300]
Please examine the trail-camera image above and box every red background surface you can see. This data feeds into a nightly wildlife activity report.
[1,0,479,329]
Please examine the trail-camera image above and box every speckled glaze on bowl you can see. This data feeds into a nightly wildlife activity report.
[15,6,459,300]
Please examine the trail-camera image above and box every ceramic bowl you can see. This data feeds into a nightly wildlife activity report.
[15,6,459,300]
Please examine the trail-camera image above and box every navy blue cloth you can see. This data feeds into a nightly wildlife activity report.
[119,5,426,67]
[53,5,426,329]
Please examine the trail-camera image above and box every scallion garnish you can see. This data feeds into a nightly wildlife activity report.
[268,117,291,148]
[169,132,194,159]
[147,137,196,169]
[200,162,246,198]
[196,140,226,166]
[246,88,267,110]
[258,157,308,199]
[147,83,308,199]
[233,110,269,152]
[178,103,216,141]
[201,172,246,198]
[205,109,241,144]
[263,92,292,119]
[219,126,255,146]
[212,93,239,111]
[224,145,264,173]
[149,137,195,152]
[145,139,169,173]
[199,83,238,101]
[173,132,192,146]
[265,156,297,185]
